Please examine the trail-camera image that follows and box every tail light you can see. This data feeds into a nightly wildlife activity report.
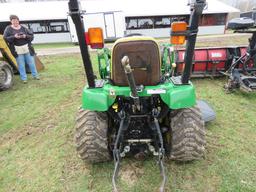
[87,27,104,49]
[170,22,187,45]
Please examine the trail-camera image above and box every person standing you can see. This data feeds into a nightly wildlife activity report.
[3,15,39,83]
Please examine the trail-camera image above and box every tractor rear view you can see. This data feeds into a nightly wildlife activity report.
[69,0,207,191]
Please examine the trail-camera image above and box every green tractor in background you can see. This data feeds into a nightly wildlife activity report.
[69,0,212,191]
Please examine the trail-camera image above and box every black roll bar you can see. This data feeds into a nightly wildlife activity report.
[68,0,95,88]
[181,0,206,84]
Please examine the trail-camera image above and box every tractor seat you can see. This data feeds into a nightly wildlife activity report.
[227,17,255,30]
[111,36,161,86]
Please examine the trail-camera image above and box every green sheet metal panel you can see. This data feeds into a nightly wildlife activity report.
[82,82,196,111]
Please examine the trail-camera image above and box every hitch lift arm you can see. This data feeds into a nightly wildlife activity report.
[121,55,141,111]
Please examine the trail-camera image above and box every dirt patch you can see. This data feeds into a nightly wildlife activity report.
[120,162,144,186]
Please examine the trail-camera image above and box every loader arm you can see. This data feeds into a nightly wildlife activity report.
[0,35,18,72]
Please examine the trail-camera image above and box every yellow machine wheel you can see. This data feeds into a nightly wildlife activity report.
[0,61,13,91]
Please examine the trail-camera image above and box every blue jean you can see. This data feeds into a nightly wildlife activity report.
[16,53,38,81]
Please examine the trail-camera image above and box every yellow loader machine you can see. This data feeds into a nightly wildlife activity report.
[0,34,18,90]
[0,35,44,91]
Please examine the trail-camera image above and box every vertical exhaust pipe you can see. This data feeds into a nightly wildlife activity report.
[182,0,206,84]
[68,0,95,88]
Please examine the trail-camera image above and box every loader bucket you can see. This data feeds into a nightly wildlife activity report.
[35,55,44,71]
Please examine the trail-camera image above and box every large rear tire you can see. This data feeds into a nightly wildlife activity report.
[75,109,111,163]
[0,61,13,91]
[170,107,206,161]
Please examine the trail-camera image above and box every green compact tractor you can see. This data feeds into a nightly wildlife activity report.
[69,0,209,191]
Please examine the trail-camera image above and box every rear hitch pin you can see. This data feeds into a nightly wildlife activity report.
[120,145,130,158]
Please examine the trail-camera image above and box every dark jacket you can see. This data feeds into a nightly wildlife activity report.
[3,25,35,58]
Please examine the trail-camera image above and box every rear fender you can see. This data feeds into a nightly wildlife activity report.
[81,83,196,111]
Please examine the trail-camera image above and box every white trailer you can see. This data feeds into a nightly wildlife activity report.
[68,11,125,43]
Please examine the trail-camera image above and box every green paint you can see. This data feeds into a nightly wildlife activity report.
[82,42,195,111]
[82,82,196,111]
[97,48,111,79]
[161,43,175,74]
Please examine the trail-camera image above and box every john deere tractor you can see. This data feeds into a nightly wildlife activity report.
[69,0,207,191]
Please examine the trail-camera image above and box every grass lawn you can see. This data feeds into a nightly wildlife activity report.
[0,37,256,192]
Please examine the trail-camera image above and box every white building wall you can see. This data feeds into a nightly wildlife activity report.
[198,26,226,35]
[126,25,226,38]
[68,11,125,43]
[33,33,71,44]
[125,28,168,38]
[0,0,239,43]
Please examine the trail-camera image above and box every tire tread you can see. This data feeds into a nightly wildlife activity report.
[170,107,206,161]
[75,109,110,163]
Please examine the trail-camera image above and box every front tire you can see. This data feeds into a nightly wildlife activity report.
[170,107,206,161]
[0,61,13,91]
[75,109,111,163]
